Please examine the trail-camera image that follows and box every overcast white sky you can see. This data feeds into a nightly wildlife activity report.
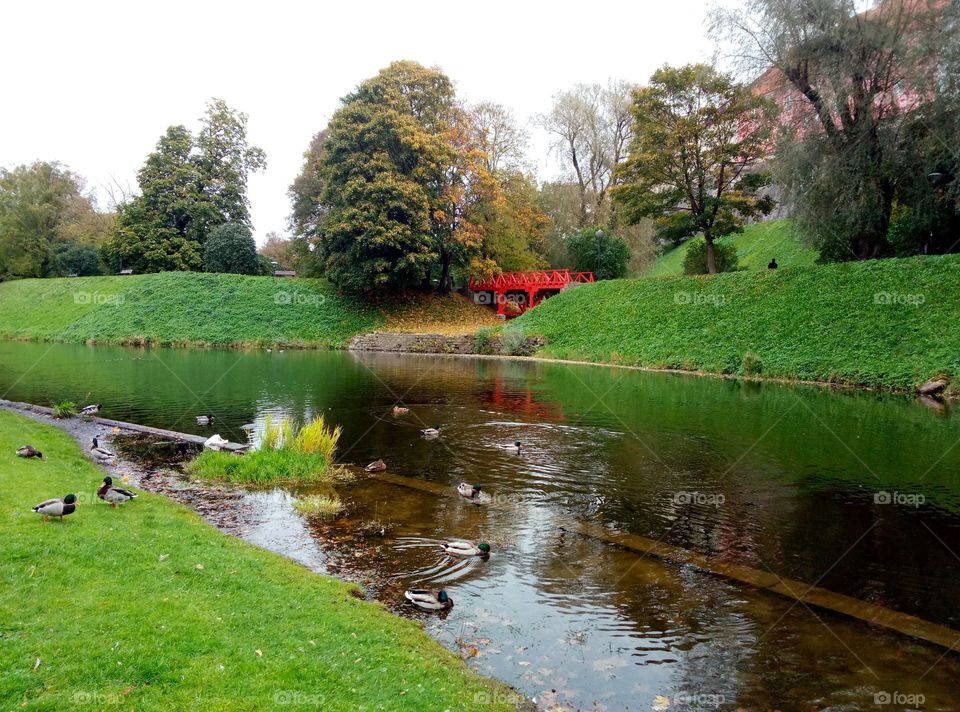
[1,0,715,244]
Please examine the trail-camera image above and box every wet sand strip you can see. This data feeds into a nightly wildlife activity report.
[0,398,250,453]
[369,471,960,652]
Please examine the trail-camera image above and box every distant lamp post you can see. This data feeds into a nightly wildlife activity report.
[595,229,604,278]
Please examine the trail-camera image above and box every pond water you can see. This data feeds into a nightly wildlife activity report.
[2,341,959,710]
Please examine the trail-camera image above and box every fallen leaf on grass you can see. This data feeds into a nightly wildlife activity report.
[195,564,204,570]
[158,554,168,562]
[255,650,263,658]
[33,658,40,671]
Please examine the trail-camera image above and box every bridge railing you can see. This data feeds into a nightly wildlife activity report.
[468,270,594,291]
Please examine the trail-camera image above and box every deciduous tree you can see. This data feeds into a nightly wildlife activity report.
[614,64,776,274]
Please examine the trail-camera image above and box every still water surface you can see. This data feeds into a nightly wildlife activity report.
[1,341,959,709]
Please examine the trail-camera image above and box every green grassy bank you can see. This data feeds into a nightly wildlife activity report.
[513,253,960,391]
[0,410,516,711]
[0,272,380,348]
[645,219,819,277]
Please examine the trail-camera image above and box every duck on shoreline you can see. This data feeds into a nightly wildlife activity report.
[204,434,230,451]
[32,494,77,522]
[90,437,114,461]
[97,476,138,507]
[81,404,102,416]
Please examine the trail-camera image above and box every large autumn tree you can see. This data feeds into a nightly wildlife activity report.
[102,100,265,273]
[614,64,776,273]
[295,61,533,295]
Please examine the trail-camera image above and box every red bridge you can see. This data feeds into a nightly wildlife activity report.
[468,270,595,316]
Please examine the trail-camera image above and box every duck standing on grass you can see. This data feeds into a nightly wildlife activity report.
[97,476,138,507]
[441,541,491,557]
[80,404,102,416]
[420,425,442,439]
[31,494,77,522]
[404,589,453,611]
[16,445,43,459]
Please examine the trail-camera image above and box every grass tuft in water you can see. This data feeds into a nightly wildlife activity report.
[293,494,345,520]
[190,415,342,485]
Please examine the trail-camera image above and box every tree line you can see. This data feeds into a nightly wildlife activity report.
[1,0,957,286]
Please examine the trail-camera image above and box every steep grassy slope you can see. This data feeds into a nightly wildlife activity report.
[645,219,819,277]
[0,273,380,347]
[513,254,959,390]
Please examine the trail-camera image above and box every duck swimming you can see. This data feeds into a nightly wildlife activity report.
[97,476,138,507]
[420,425,442,438]
[457,482,483,501]
[32,494,77,522]
[404,589,453,611]
[196,415,215,425]
[16,445,43,459]
[441,541,491,557]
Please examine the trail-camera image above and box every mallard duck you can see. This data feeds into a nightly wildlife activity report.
[441,541,491,557]
[392,406,409,415]
[97,476,138,507]
[196,415,215,425]
[32,494,77,522]
[404,589,453,611]
[204,434,230,451]
[457,482,483,500]
[498,440,523,454]
[420,425,442,438]
[16,445,43,459]
[80,403,102,416]
[365,459,387,473]
[90,437,114,460]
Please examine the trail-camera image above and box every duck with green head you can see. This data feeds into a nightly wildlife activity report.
[31,494,77,522]
[420,425,442,438]
[441,541,491,557]
[457,482,483,501]
[404,589,453,611]
[97,476,138,507]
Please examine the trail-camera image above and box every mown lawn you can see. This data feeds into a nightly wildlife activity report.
[645,219,819,277]
[513,253,960,390]
[0,410,516,711]
[0,273,381,348]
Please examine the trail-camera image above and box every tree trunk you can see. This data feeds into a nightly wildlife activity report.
[438,249,453,294]
[705,233,717,274]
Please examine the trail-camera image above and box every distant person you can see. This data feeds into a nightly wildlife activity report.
[768,258,778,270]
